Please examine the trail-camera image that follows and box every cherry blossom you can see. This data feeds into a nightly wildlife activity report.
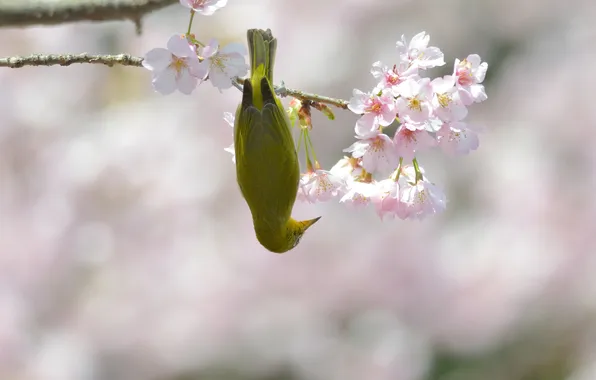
[453,54,488,105]
[344,134,399,176]
[142,34,202,95]
[431,75,468,122]
[339,179,378,208]
[180,0,228,15]
[329,156,364,183]
[396,31,445,69]
[399,176,447,220]
[298,169,344,203]
[393,124,437,160]
[437,121,479,156]
[348,89,397,138]
[196,39,249,91]
[371,61,418,96]
[395,78,433,124]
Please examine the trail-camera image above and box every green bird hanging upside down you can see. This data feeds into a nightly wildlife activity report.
[234,29,320,253]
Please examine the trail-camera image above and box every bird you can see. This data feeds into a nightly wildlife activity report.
[234,28,320,253]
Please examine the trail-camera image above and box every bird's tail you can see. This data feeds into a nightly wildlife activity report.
[247,28,277,83]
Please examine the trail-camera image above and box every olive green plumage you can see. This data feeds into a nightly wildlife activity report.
[234,29,320,253]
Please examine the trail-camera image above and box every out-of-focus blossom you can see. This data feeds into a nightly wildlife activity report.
[180,0,228,15]
[223,112,235,162]
[142,34,202,95]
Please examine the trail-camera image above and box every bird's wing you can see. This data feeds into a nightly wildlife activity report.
[235,104,299,224]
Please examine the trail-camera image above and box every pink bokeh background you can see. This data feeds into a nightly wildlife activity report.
[1,0,596,379]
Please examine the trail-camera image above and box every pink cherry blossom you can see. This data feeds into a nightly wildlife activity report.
[222,112,235,163]
[180,0,227,15]
[395,78,433,124]
[431,75,468,122]
[348,89,397,138]
[453,54,488,105]
[371,61,418,96]
[399,174,446,220]
[297,169,344,203]
[339,179,378,208]
[393,124,436,160]
[196,39,249,91]
[329,156,364,185]
[396,31,445,69]
[437,121,479,156]
[142,34,202,95]
[344,133,399,176]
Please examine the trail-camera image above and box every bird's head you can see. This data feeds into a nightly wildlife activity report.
[254,216,321,254]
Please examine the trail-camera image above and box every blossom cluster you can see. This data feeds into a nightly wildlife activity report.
[141,0,488,221]
[284,32,488,220]
[142,0,248,94]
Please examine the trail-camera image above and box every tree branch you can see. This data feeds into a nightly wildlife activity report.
[277,85,349,110]
[0,0,178,29]
[0,53,143,67]
[0,53,350,109]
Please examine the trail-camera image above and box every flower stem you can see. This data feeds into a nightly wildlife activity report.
[186,10,195,35]
[392,157,403,182]
[303,130,314,171]
[305,130,319,166]
[412,157,423,183]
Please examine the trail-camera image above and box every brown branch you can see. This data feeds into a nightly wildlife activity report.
[0,0,178,29]
[0,53,351,110]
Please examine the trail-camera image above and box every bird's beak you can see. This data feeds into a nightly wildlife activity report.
[298,216,321,231]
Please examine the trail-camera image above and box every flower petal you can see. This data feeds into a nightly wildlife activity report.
[220,42,247,56]
[201,39,219,58]
[177,69,198,95]
[209,69,232,90]
[167,35,194,58]
[142,48,171,72]
[152,69,177,95]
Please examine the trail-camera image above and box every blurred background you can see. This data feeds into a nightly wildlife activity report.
[1,0,596,379]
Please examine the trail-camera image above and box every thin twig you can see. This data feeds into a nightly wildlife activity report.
[277,84,349,109]
[234,78,349,110]
[0,53,350,109]
[0,0,177,28]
